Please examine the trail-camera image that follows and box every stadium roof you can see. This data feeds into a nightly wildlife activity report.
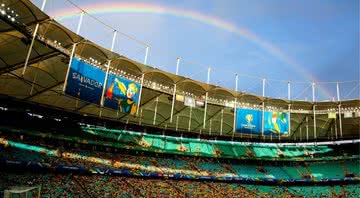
[0,0,359,140]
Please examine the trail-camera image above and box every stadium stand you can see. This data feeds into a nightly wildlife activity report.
[0,0,359,197]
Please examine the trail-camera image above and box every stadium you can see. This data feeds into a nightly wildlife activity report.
[0,0,359,197]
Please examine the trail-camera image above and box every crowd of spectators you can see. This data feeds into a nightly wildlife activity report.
[1,172,359,198]
[0,132,359,181]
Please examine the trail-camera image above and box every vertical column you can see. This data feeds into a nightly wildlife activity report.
[312,82,316,139]
[202,67,211,129]
[22,0,47,75]
[220,108,224,136]
[336,82,343,138]
[136,73,145,115]
[209,119,212,136]
[170,57,180,123]
[100,30,117,108]
[287,81,291,139]
[261,78,266,138]
[300,127,302,141]
[188,106,192,132]
[62,11,85,92]
[138,108,143,125]
[334,114,338,139]
[144,46,149,65]
[153,96,159,125]
[232,74,238,139]
[176,115,179,131]
[306,116,309,141]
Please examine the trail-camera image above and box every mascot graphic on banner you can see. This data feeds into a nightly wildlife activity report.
[266,112,288,135]
[106,77,139,115]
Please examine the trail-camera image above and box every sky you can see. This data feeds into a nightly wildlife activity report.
[33,0,359,101]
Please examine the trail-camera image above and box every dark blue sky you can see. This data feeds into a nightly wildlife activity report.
[35,0,359,101]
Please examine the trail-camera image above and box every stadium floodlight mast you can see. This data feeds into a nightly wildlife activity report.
[170,57,180,123]
[22,0,47,76]
[63,11,85,93]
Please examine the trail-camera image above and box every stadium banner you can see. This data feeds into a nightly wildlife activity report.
[235,108,262,134]
[263,111,289,136]
[65,58,105,104]
[235,108,289,136]
[104,74,140,115]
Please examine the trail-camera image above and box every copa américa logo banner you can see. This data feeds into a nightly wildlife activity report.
[65,58,105,105]
[236,108,289,136]
[104,74,140,115]
[235,108,262,134]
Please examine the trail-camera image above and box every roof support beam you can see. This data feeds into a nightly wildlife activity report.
[0,51,60,75]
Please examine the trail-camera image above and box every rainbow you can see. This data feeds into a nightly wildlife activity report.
[51,2,332,99]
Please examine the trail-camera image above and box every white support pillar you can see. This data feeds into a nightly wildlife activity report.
[136,73,145,116]
[99,60,111,113]
[62,43,77,92]
[188,106,192,132]
[220,108,224,136]
[300,127,302,141]
[334,115,338,139]
[170,57,180,123]
[138,108,143,125]
[100,30,117,108]
[209,119,212,135]
[233,74,238,137]
[153,96,159,125]
[203,67,211,129]
[29,72,38,96]
[176,115,179,131]
[306,116,309,141]
[287,81,291,140]
[336,82,343,138]
[312,82,316,139]
[21,0,47,75]
[144,46,149,65]
[336,82,341,102]
[62,11,84,93]
[261,78,266,137]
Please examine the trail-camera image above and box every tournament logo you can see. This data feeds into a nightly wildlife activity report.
[241,113,256,130]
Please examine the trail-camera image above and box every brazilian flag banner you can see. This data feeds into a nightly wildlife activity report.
[104,74,140,115]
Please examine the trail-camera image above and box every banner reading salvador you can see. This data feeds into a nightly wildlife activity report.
[65,58,105,105]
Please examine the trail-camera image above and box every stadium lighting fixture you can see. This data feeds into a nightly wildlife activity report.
[1,4,4,7]
[0,10,5,15]
[11,17,14,22]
